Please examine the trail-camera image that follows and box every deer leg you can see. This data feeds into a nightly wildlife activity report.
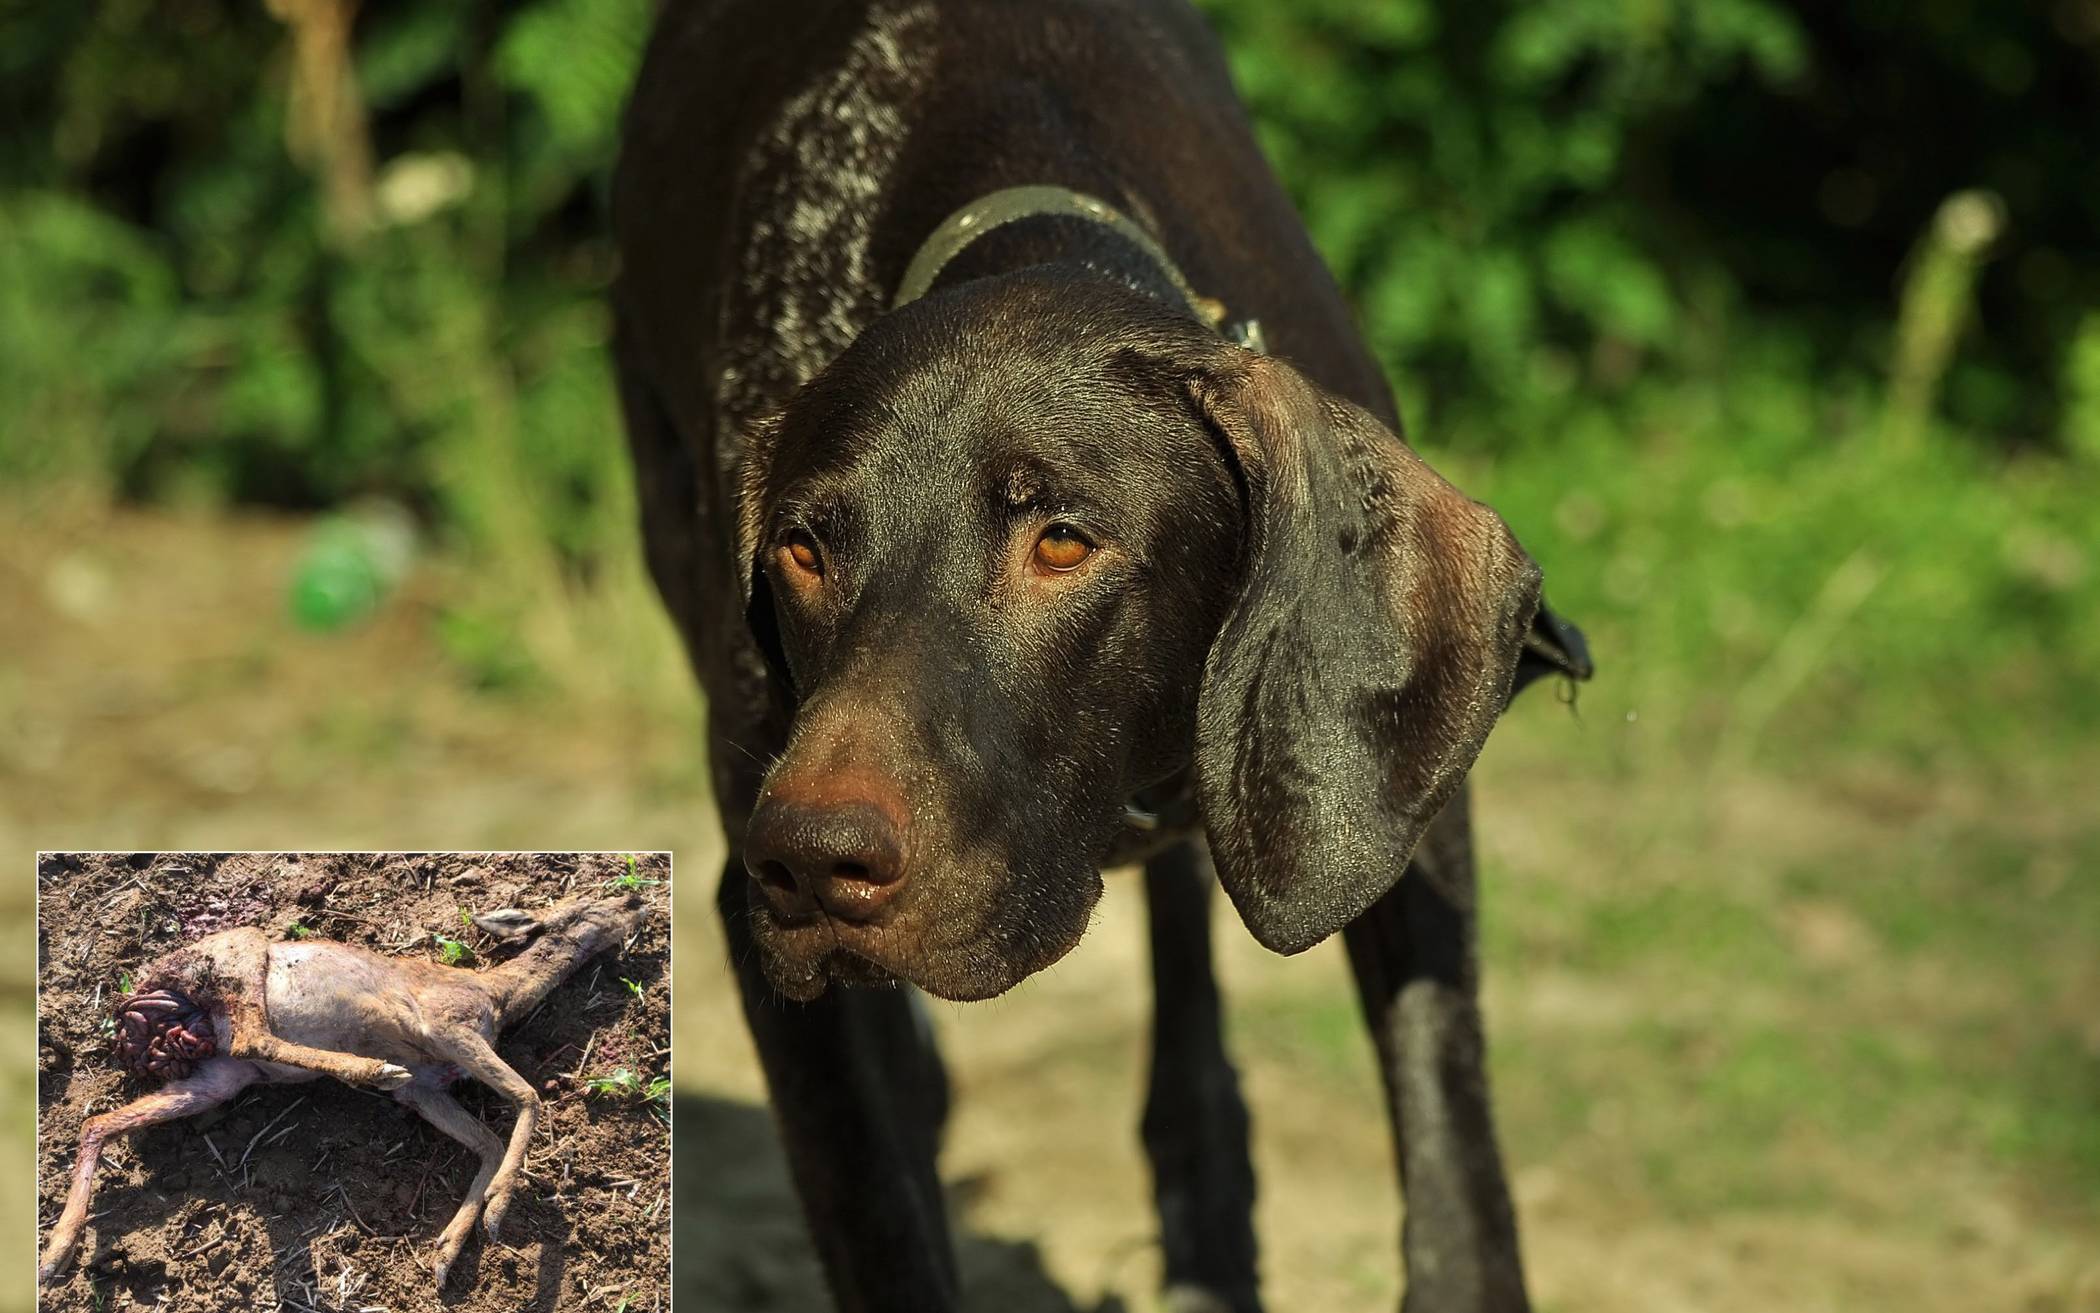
[394,1080,505,1286]
[432,1030,541,1242]
[39,1057,259,1283]
[219,994,412,1089]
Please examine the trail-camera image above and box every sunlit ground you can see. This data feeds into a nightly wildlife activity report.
[9,497,2096,1313]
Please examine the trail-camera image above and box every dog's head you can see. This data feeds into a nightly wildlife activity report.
[734,271,1555,1001]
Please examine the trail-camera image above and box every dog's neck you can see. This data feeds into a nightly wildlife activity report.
[894,186,1206,312]
[890,185,1265,352]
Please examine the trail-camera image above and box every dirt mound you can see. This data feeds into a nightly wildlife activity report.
[37,851,671,1313]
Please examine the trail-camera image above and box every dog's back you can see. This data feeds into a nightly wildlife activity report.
[613,0,1392,445]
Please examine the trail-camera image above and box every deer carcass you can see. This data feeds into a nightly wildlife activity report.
[38,890,651,1288]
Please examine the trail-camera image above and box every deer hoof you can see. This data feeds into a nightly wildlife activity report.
[373,1062,414,1089]
[37,1234,79,1284]
[434,1229,472,1286]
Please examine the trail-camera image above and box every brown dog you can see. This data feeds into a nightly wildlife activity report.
[613,1,1588,1308]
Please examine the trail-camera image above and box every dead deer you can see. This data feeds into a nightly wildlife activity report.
[38,890,651,1288]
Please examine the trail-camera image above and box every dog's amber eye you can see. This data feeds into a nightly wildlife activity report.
[783,530,823,577]
[1033,524,1093,572]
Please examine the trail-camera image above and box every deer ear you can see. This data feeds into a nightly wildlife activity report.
[471,909,541,940]
[1188,352,1541,955]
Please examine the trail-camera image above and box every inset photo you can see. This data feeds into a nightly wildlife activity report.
[35,852,670,1312]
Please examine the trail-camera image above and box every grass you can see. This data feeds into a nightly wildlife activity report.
[9,453,2090,1309]
[584,1067,671,1102]
[585,1067,673,1129]
[1471,715,2100,1227]
[1223,497,2099,1243]
[606,852,665,893]
[427,907,480,965]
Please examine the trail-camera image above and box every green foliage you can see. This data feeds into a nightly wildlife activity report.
[0,0,2094,764]
[2064,313,2100,468]
[1198,0,1811,419]
[433,932,469,967]
[585,1066,671,1108]
[1455,363,2100,765]
[605,853,662,893]
[1197,0,2099,442]
[435,602,544,693]
[0,0,638,560]
[493,0,653,206]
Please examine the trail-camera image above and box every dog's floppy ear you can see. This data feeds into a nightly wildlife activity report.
[1188,351,1541,954]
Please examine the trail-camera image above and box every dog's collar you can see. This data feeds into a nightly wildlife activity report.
[892,184,1266,353]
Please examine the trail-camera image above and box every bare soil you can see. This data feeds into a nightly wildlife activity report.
[7,506,2098,1313]
[35,850,671,1313]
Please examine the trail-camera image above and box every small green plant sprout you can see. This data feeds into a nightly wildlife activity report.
[287,922,312,940]
[621,976,644,998]
[584,1067,669,1103]
[425,907,479,965]
[583,1068,671,1128]
[605,853,663,893]
[103,972,137,1034]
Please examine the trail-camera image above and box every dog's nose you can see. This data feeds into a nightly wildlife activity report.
[744,796,908,923]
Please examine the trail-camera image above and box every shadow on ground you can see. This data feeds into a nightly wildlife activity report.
[675,1094,1125,1312]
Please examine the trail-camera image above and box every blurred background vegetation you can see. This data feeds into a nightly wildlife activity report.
[6,1,2097,1310]
[4,0,2097,752]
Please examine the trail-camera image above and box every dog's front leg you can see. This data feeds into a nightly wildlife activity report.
[718,860,957,1312]
[1342,787,1531,1313]
[1142,838,1261,1312]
